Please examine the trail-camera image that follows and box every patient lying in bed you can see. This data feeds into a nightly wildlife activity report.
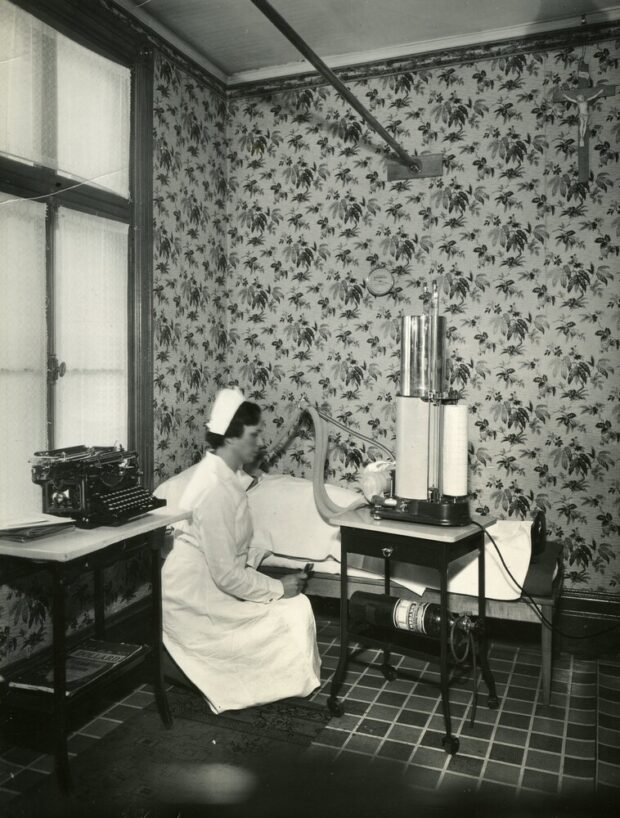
[244,473,535,602]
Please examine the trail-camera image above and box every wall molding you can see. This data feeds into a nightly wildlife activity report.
[228,7,620,87]
[228,19,620,98]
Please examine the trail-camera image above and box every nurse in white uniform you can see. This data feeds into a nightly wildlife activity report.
[161,388,321,713]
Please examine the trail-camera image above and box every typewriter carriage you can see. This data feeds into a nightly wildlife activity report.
[31,445,165,527]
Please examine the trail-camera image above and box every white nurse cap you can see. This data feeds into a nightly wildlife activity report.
[206,387,246,435]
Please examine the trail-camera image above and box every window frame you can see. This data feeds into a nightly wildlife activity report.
[0,0,155,487]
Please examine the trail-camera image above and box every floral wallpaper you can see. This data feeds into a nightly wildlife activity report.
[153,40,620,598]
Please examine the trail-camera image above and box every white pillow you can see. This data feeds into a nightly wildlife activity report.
[248,474,361,561]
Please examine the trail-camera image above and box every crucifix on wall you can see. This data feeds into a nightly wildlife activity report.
[552,60,617,182]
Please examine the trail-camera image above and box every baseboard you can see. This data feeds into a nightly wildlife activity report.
[556,591,620,659]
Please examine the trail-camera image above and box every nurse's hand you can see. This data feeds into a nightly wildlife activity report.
[281,570,308,598]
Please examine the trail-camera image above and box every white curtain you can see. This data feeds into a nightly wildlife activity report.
[0,0,130,196]
[0,196,47,519]
[55,208,129,449]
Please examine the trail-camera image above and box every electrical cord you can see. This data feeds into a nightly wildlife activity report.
[471,520,620,640]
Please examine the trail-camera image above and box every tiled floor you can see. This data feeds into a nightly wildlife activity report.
[0,615,618,812]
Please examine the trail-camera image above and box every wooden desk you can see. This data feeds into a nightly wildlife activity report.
[328,508,498,755]
[0,507,190,790]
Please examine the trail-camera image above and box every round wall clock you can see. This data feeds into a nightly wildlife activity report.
[365,267,394,297]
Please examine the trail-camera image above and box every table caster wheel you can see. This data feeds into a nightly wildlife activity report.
[487,695,499,709]
[381,665,397,681]
[442,735,459,755]
[327,698,344,717]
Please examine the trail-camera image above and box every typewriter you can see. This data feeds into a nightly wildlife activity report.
[31,445,166,528]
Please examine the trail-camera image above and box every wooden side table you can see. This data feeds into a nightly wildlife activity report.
[0,508,190,790]
[328,509,498,755]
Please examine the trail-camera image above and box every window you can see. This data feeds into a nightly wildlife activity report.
[0,0,153,517]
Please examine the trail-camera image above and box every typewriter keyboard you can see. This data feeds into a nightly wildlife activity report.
[83,487,167,527]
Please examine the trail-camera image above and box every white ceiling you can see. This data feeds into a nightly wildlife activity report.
[116,0,620,84]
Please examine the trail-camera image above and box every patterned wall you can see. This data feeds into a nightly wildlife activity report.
[154,42,620,597]
[152,57,230,479]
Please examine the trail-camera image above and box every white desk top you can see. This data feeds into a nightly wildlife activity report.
[330,507,494,543]
[0,507,191,562]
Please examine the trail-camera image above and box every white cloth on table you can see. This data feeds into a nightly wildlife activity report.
[159,454,320,714]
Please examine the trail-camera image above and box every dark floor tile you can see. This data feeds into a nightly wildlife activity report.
[598,743,620,765]
[67,733,99,754]
[564,738,595,759]
[80,718,122,739]
[343,697,372,715]
[460,721,494,740]
[440,770,478,794]
[494,726,528,746]
[529,732,563,754]
[419,730,445,749]
[563,756,596,778]
[535,704,566,721]
[531,716,564,736]
[347,686,377,703]
[387,724,423,744]
[478,779,516,798]
[484,759,521,785]
[365,703,400,722]
[489,743,525,765]
[377,739,414,762]
[397,709,429,727]
[345,733,382,755]
[567,722,596,740]
[457,736,489,758]
[600,713,620,731]
[447,753,484,777]
[505,699,538,715]
[410,745,446,770]
[569,695,597,711]
[499,711,531,730]
[376,691,407,707]
[316,727,350,748]
[513,663,540,677]
[521,768,559,793]
[403,763,441,790]
[357,718,391,738]
[526,748,561,772]
[506,684,537,702]
[413,682,441,699]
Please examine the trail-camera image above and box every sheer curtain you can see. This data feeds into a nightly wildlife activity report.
[0,0,130,196]
[0,197,47,519]
[55,209,129,448]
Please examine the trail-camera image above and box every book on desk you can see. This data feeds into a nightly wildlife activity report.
[8,639,144,696]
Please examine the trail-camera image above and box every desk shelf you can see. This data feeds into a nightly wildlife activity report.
[7,643,150,713]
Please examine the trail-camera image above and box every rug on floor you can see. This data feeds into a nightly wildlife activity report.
[4,689,332,818]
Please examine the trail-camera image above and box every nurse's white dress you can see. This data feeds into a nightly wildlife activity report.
[160,453,321,713]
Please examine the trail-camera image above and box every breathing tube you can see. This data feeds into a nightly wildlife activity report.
[262,402,392,522]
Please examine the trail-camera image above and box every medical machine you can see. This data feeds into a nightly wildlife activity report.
[371,283,471,526]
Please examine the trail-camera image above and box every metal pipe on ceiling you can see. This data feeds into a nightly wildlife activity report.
[250,0,422,173]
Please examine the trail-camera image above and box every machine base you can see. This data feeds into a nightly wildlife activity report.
[371,496,472,527]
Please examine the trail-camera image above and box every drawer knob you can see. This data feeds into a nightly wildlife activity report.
[382,547,393,558]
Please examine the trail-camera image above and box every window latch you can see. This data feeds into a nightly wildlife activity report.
[48,355,67,384]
